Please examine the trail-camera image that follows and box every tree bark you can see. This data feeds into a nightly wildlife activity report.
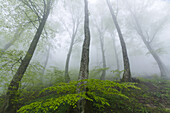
[106,0,132,82]
[77,0,91,112]
[0,1,51,113]
[79,0,91,80]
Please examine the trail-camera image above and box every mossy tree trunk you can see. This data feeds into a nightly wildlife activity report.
[106,0,132,82]
[78,0,91,112]
[78,0,91,81]
[0,1,52,113]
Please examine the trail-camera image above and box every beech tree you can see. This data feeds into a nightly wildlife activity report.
[0,0,36,55]
[77,0,91,112]
[124,0,169,78]
[78,0,91,81]
[0,0,53,112]
[62,0,83,83]
[1,26,24,53]
[95,23,107,80]
[106,0,132,82]
[42,45,51,75]
[110,32,120,71]
[91,2,110,80]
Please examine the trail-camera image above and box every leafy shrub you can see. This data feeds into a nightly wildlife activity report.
[89,67,109,79]
[44,67,65,86]
[111,69,124,81]
[17,79,140,113]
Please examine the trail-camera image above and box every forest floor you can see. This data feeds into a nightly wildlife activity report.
[0,77,170,113]
[134,77,170,113]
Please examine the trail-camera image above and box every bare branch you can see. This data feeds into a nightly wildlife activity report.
[145,31,150,42]
[149,19,167,44]
[10,57,22,74]
[30,0,43,17]
[115,0,119,17]
[58,17,72,38]
[43,0,46,14]
[28,0,41,23]
[21,0,42,23]
[23,10,38,30]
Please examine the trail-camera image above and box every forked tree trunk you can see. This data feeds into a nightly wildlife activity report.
[65,38,73,82]
[0,1,51,113]
[78,0,91,112]
[106,0,131,82]
[136,24,167,78]
[65,24,79,83]
[127,3,168,78]
[95,22,107,80]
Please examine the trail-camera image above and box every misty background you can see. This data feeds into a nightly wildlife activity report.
[1,0,170,94]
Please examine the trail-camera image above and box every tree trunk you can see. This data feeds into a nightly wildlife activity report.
[136,22,167,78]
[0,27,24,58]
[3,29,24,51]
[77,0,91,112]
[112,35,120,71]
[42,45,51,75]
[128,6,168,78]
[111,33,120,79]
[145,41,167,78]
[65,25,79,83]
[0,1,51,112]
[110,33,120,71]
[99,35,106,80]
[106,0,131,82]
[65,35,74,83]
[78,0,91,80]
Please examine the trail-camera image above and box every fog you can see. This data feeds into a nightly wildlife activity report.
[44,0,170,77]
[1,0,170,85]
[1,0,170,112]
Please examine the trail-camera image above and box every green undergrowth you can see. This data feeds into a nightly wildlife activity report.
[1,77,170,113]
[17,79,140,113]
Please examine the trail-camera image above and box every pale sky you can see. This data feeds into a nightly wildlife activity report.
[89,0,97,4]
